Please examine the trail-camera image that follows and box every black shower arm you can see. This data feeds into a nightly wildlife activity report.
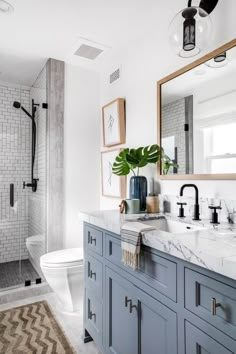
[187,0,219,14]
[21,106,32,120]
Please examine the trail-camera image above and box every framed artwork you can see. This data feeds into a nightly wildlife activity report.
[101,149,126,198]
[102,98,125,147]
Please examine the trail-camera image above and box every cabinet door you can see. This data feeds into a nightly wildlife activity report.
[105,267,138,354]
[137,286,177,354]
[185,322,233,354]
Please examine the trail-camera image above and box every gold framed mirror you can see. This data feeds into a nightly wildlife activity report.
[157,38,236,180]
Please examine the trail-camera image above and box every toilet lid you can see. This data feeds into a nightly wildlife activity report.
[40,248,83,268]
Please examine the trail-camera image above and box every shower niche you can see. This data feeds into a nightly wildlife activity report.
[0,64,48,290]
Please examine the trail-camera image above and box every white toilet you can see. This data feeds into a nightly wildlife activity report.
[40,248,84,313]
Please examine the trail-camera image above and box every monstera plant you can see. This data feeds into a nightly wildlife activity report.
[112,144,162,176]
[162,154,179,175]
[112,145,162,211]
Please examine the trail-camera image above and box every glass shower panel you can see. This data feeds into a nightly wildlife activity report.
[0,65,47,292]
[18,87,40,286]
[26,66,47,282]
[0,84,24,290]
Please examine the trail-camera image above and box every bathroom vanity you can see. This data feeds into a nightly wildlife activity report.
[82,210,236,354]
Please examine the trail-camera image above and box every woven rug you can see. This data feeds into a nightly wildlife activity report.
[0,300,76,354]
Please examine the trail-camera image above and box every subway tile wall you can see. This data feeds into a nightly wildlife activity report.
[162,98,186,175]
[0,85,31,263]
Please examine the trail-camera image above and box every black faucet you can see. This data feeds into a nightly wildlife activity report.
[179,184,201,221]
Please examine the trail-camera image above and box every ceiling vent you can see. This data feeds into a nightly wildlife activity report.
[110,68,121,84]
[74,44,104,60]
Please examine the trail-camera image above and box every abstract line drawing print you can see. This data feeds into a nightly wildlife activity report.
[101,149,125,198]
[108,114,115,134]
[107,161,113,186]
[102,98,125,147]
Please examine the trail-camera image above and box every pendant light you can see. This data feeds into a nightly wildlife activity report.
[205,51,229,68]
[169,0,219,58]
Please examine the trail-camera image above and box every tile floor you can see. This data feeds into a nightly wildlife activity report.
[0,290,100,354]
[0,259,40,289]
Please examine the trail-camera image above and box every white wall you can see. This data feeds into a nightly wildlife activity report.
[64,64,100,248]
[99,0,236,209]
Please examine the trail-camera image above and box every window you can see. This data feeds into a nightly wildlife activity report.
[204,122,236,173]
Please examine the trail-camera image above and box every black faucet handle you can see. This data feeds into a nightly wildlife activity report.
[208,205,221,224]
[177,202,187,218]
[208,205,222,211]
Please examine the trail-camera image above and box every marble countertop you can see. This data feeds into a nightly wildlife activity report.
[79,210,236,281]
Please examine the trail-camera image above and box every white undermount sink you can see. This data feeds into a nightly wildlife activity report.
[144,218,206,234]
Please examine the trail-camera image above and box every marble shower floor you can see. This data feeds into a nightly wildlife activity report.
[0,259,40,289]
[0,291,101,354]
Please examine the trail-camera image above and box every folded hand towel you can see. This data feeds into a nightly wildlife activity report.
[121,222,155,270]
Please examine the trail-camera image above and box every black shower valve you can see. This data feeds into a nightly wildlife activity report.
[23,181,31,189]
[23,179,39,192]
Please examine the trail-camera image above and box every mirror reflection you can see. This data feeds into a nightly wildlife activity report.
[161,45,236,176]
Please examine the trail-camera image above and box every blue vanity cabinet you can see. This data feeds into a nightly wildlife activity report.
[105,232,177,302]
[85,224,103,256]
[105,266,177,354]
[83,222,236,354]
[105,267,138,354]
[185,268,236,341]
[84,287,103,350]
[185,322,233,354]
[137,283,177,354]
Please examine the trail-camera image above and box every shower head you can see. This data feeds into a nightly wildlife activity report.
[13,101,21,109]
[13,101,32,119]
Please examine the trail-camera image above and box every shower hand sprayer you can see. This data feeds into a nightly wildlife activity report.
[13,99,39,192]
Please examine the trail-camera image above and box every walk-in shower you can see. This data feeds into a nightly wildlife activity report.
[13,99,39,192]
[0,65,48,292]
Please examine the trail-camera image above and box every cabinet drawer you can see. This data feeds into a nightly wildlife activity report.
[85,253,103,298]
[105,233,177,302]
[85,288,103,349]
[185,321,233,354]
[85,225,103,256]
[185,268,236,341]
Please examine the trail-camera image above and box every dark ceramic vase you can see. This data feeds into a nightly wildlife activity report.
[129,176,147,212]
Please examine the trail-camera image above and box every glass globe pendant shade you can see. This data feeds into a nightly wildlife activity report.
[169,6,212,58]
[205,51,229,68]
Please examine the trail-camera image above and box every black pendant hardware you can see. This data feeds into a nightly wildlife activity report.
[199,0,219,15]
[25,280,31,287]
[182,7,197,52]
[36,278,42,284]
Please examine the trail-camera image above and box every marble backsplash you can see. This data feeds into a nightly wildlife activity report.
[159,194,236,224]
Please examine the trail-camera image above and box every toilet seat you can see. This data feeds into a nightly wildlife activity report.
[40,248,83,268]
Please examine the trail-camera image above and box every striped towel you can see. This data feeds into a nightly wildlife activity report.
[121,222,155,270]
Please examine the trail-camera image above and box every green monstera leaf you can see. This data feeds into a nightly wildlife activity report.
[162,154,179,175]
[112,144,162,176]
